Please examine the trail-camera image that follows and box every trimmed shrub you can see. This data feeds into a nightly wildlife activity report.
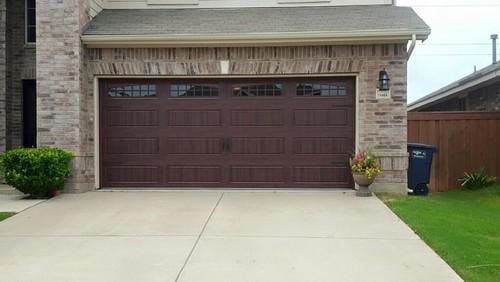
[0,148,73,198]
[458,168,497,190]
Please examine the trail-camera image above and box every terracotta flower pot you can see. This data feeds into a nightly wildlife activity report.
[352,172,375,197]
[51,189,62,198]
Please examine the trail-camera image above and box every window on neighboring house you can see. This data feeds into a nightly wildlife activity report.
[25,0,36,43]
[458,97,467,111]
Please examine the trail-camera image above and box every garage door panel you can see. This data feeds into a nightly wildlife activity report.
[294,137,353,155]
[297,153,351,160]
[230,137,285,155]
[162,128,227,138]
[102,129,162,138]
[167,110,221,126]
[293,108,350,126]
[290,158,351,171]
[166,138,223,155]
[231,109,284,126]
[230,166,286,183]
[105,137,160,155]
[164,99,222,106]
[293,166,351,185]
[102,100,161,108]
[103,165,162,185]
[167,166,222,184]
[291,128,354,138]
[292,100,354,108]
[228,128,291,137]
[105,109,159,127]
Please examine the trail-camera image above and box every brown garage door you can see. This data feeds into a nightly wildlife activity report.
[100,78,355,188]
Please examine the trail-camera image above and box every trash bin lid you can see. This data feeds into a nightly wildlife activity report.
[408,143,438,151]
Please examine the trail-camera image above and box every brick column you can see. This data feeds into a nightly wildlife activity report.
[358,44,409,194]
[36,0,92,192]
[0,0,6,153]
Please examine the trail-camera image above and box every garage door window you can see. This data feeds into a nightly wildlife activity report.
[107,84,157,97]
[233,83,282,97]
[296,83,347,97]
[170,84,219,97]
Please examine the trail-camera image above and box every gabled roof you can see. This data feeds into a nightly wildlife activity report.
[408,63,500,111]
[81,5,430,47]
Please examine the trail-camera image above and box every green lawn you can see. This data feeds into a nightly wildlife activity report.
[380,185,500,282]
[0,212,16,222]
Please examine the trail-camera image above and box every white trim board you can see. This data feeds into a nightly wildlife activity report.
[102,0,392,9]
[81,31,428,48]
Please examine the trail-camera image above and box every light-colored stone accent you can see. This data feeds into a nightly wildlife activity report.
[36,0,93,192]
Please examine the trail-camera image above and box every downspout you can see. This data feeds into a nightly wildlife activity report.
[407,34,417,60]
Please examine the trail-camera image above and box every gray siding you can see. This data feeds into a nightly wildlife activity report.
[415,80,500,112]
[468,81,500,111]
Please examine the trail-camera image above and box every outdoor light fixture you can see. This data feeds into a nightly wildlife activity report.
[378,69,390,91]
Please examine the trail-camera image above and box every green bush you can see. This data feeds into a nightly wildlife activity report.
[458,168,497,190]
[0,148,73,198]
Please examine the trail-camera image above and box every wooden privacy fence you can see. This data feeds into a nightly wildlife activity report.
[408,112,500,192]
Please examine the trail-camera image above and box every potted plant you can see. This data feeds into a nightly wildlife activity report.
[350,149,381,197]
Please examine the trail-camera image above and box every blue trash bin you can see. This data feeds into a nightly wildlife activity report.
[407,143,438,195]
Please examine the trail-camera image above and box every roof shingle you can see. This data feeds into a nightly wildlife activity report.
[83,5,430,37]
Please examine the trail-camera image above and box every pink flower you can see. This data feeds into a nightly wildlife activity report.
[353,153,364,161]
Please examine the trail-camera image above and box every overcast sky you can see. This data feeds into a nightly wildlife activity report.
[397,0,500,102]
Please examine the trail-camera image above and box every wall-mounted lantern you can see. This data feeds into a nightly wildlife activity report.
[378,69,390,91]
[376,68,391,99]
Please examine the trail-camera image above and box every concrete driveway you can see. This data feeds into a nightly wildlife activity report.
[0,191,461,282]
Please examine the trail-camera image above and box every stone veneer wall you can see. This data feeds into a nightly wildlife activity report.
[83,44,409,193]
[6,0,36,149]
[36,0,93,192]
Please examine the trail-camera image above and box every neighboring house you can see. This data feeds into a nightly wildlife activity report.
[0,0,430,193]
[408,62,500,112]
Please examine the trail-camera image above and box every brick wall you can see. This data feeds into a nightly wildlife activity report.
[84,44,409,193]
[6,0,36,149]
[36,0,93,192]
